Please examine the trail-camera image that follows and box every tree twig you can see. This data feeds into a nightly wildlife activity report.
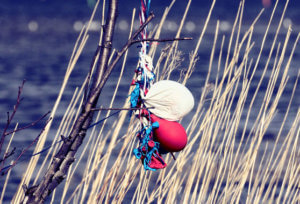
[83,45,101,108]
[0,80,25,155]
[0,147,16,163]
[90,107,155,111]
[1,118,52,176]
[0,80,51,175]
[4,111,51,137]
[25,0,119,202]
[99,12,155,87]
[0,147,16,172]
[170,152,176,161]
[131,37,193,44]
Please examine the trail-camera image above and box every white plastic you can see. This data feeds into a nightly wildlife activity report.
[142,80,194,121]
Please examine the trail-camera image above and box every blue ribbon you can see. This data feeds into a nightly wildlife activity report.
[133,121,160,171]
[130,83,140,108]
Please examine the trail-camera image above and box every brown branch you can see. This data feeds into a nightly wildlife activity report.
[0,80,25,156]
[101,12,155,84]
[131,37,193,44]
[0,147,16,163]
[90,107,155,111]
[0,147,16,172]
[95,14,192,96]
[0,80,50,175]
[83,45,101,108]
[1,118,52,176]
[170,152,176,161]
[25,0,119,203]
[4,111,51,136]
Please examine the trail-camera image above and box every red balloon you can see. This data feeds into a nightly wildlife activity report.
[150,114,187,152]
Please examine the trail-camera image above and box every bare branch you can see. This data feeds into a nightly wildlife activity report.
[83,45,101,108]
[0,80,26,155]
[90,107,155,111]
[0,147,16,163]
[25,0,119,202]
[96,14,192,95]
[103,12,155,81]
[170,152,176,161]
[131,37,193,45]
[4,111,51,137]
[1,117,52,176]
[0,81,51,175]
[0,147,16,172]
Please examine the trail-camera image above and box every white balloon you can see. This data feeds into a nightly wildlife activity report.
[142,80,194,121]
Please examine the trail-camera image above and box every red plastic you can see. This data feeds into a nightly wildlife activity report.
[150,114,187,152]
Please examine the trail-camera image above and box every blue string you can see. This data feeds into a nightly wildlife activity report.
[146,0,151,17]
[130,83,140,108]
[133,121,159,171]
[0,165,11,172]
[143,144,159,171]
[32,139,63,156]
[88,110,121,129]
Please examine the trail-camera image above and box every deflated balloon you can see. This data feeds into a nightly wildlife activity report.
[142,80,194,121]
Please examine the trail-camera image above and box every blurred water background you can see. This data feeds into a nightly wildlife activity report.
[0,0,299,202]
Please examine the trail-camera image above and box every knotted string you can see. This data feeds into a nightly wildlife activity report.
[130,0,166,171]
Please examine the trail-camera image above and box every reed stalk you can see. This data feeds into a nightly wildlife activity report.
[1,0,299,203]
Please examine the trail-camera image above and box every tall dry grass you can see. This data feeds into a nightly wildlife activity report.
[1,0,299,203]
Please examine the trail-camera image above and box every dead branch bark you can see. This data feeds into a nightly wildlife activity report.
[24,0,119,203]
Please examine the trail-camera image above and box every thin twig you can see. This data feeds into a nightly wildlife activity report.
[1,117,52,176]
[0,147,16,172]
[83,45,101,108]
[100,12,156,84]
[0,80,26,155]
[97,13,192,96]
[4,111,51,136]
[91,107,155,111]
[0,147,16,163]
[170,152,176,161]
[25,0,119,202]
[131,37,193,44]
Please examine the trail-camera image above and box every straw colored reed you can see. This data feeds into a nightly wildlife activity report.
[1,0,299,203]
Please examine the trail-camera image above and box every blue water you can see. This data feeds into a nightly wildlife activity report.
[0,0,299,202]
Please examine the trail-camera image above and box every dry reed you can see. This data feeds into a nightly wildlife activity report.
[1,0,299,203]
